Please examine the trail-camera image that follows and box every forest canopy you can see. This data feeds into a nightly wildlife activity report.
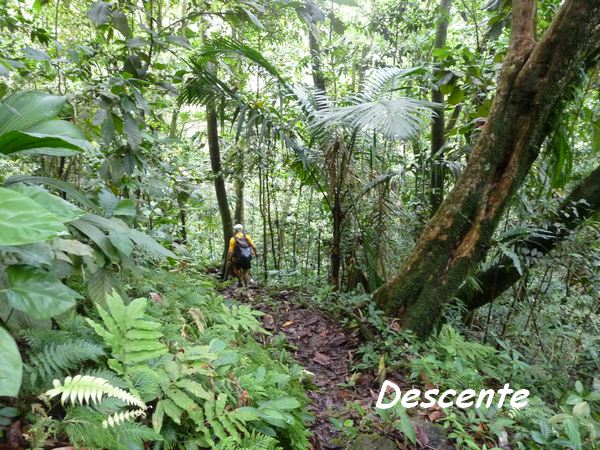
[0,0,599,448]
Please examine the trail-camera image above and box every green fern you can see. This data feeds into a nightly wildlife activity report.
[65,406,162,450]
[86,291,168,374]
[80,368,128,388]
[20,328,69,352]
[435,325,496,362]
[44,375,146,409]
[213,432,283,450]
[64,407,124,449]
[26,340,105,386]
[103,408,146,428]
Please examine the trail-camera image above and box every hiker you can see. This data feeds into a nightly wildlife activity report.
[228,224,259,287]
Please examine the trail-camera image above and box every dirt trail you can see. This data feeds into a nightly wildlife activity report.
[222,285,366,448]
[221,285,454,450]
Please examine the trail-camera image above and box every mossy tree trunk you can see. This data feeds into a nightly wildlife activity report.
[373,0,600,339]
[458,164,600,311]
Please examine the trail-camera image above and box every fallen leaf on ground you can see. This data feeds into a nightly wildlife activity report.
[313,352,331,366]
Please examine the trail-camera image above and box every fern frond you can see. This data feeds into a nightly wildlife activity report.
[65,407,161,449]
[58,315,99,341]
[115,421,163,444]
[65,407,124,450]
[27,340,105,383]
[20,329,69,352]
[80,368,127,388]
[213,432,282,450]
[436,325,496,361]
[86,291,168,371]
[44,375,146,409]
[103,408,146,428]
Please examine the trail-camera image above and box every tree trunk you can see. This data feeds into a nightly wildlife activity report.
[331,191,342,290]
[308,29,327,94]
[234,149,245,224]
[430,0,453,214]
[373,0,600,339]
[459,164,600,311]
[176,192,188,244]
[206,63,233,273]
[258,152,269,280]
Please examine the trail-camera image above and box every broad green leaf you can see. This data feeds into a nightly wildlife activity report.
[499,244,522,275]
[572,401,590,418]
[158,399,183,425]
[4,176,100,212]
[592,118,600,153]
[0,92,89,156]
[447,87,464,105]
[108,230,133,255]
[114,199,136,217]
[2,265,80,319]
[166,35,192,48]
[258,397,300,411]
[87,1,111,25]
[0,242,54,266]
[0,407,19,417]
[87,267,118,305]
[563,417,582,450]
[111,11,131,38]
[0,327,22,397]
[0,187,67,245]
[0,91,65,134]
[539,419,551,440]
[0,121,89,156]
[175,379,211,400]
[98,189,118,215]
[22,47,49,61]
[242,8,265,30]
[152,400,165,432]
[10,183,84,222]
[51,238,94,256]
[128,229,175,258]
[167,389,197,411]
[123,112,141,150]
[394,407,416,445]
[232,407,261,422]
[128,347,167,362]
[70,219,119,261]
[530,430,546,444]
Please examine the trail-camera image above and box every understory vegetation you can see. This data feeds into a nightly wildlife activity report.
[1,0,599,448]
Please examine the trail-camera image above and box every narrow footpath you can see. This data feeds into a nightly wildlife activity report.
[220,285,453,450]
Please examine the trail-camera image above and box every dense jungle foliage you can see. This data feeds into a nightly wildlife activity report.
[0,0,599,448]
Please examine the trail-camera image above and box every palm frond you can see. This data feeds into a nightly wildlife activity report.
[180,37,291,107]
[358,67,427,102]
[312,68,438,140]
[314,98,436,140]
[195,37,287,85]
[178,65,234,106]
